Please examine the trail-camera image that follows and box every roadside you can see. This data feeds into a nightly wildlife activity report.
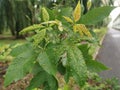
[97,28,120,80]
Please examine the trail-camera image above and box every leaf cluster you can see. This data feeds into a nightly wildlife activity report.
[4,1,114,90]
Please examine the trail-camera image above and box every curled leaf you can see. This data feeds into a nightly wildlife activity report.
[73,1,81,22]
[55,20,63,31]
[63,16,73,24]
[20,24,44,34]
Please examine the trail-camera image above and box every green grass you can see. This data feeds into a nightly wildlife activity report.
[0,39,26,45]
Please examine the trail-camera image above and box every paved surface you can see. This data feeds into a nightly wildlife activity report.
[96,29,120,79]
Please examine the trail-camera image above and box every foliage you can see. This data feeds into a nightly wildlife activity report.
[82,72,120,90]
[4,1,114,90]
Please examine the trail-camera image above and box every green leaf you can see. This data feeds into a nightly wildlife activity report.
[27,70,58,90]
[31,63,43,75]
[37,51,57,75]
[59,7,73,17]
[45,43,63,66]
[67,46,87,86]
[78,44,109,72]
[44,75,58,90]
[79,6,114,25]
[26,71,46,90]
[4,48,38,86]
[32,29,46,46]
[10,43,32,57]
[86,60,109,72]
[78,44,92,60]
[63,16,73,24]
[20,24,44,34]
[42,7,49,22]
[56,7,73,20]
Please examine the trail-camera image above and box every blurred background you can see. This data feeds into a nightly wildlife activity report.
[0,0,118,39]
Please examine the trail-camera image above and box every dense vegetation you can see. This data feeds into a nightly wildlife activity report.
[1,1,117,90]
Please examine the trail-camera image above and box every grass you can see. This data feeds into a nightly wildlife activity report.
[0,39,26,46]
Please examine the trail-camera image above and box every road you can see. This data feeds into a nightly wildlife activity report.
[96,29,120,79]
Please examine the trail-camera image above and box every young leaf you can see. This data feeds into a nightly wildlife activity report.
[4,48,38,86]
[42,7,49,22]
[20,24,44,34]
[79,6,114,25]
[73,1,81,22]
[32,29,46,46]
[63,16,73,24]
[55,20,63,31]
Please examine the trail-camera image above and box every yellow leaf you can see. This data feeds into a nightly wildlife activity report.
[78,24,92,37]
[73,1,81,22]
[63,16,73,24]
[73,25,77,32]
[73,24,83,37]
[42,7,49,22]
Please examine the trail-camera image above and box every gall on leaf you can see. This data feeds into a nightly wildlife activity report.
[73,1,81,22]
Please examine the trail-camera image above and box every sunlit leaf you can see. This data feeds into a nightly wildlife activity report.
[63,16,73,24]
[73,1,81,22]
[32,29,46,46]
[20,24,44,34]
[76,24,92,37]
[42,7,49,22]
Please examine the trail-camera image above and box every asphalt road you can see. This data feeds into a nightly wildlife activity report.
[96,29,120,80]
